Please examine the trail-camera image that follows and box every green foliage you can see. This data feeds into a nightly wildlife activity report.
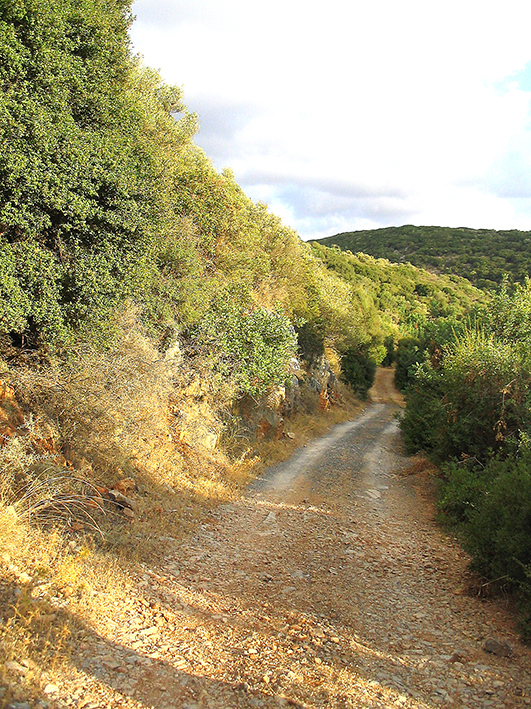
[0,0,196,344]
[400,328,531,462]
[462,458,531,584]
[295,319,325,364]
[439,455,531,636]
[394,337,422,391]
[394,317,471,392]
[0,0,146,251]
[315,225,531,289]
[401,281,531,634]
[311,243,485,353]
[437,460,492,528]
[193,296,297,399]
[340,345,377,399]
[381,335,395,366]
[0,239,66,343]
[487,276,531,345]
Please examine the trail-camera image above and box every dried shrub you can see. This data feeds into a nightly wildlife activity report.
[11,310,178,485]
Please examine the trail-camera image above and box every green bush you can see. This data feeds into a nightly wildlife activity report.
[193,296,297,399]
[437,459,493,527]
[466,460,531,583]
[394,337,422,391]
[381,335,395,366]
[295,319,325,363]
[439,455,531,636]
[400,326,531,462]
[0,240,67,343]
[340,345,376,399]
[399,371,445,456]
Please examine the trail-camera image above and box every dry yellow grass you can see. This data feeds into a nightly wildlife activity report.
[398,456,439,477]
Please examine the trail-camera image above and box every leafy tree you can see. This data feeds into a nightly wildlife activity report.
[295,319,325,364]
[0,0,193,342]
[340,345,377,399]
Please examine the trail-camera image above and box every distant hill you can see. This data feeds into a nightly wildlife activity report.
[311,242,486,329]
[312,225,531,289]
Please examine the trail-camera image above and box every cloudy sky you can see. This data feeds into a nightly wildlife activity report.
[130,0,531,240]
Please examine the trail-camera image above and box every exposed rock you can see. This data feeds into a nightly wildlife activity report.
[0,379,25,446]
[43,684,59,695]
[483,637,513,657]
[193,430,217,449]
[308,377,322,393]
[106,489,135,510]
[449,649,470,663]
[5,661,27,675]
[112,477,136,495]
[263,511,277,524]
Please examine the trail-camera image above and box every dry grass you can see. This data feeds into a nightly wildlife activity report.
[0,500,141,705]
[12,310,177,487]
[398,456,439,477]
[0,513,71,703]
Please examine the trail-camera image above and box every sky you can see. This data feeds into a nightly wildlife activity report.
[130,0,531,240]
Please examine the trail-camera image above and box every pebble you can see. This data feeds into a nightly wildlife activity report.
[43,684,59,695]
[483,637,513,657]
[139,626,159,636]
[5,661,27,675]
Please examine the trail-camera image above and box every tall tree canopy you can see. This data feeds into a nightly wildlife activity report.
[0,0,183,340]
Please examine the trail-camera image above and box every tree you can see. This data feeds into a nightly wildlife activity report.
[0,0,191,341]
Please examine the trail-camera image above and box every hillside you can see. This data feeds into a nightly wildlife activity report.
[313,225,531,289]
[311,243,486,328]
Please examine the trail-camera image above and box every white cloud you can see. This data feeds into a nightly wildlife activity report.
[131,0,531,238]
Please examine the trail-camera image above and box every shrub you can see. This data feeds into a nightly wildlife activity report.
[0,241,67,344]
[400,328,531,462]
[381,335,395,366]
[12,310,176,482]
[394,337,421,391]
[436,331,531,461]
[193,297,297,399]
[439,455,531,636]
[295,319,325,363]
[399,368,446,456]
[464,457,531,584]
[437,459,493,527]
[340,345,376,399]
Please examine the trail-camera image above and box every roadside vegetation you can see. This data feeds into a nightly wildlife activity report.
[0,0,527,703]
[318,225,531,634]
[396,278,531,637]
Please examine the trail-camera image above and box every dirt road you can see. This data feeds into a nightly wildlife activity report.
[67,369,531,708]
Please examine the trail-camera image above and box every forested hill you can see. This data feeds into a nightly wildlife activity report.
[313,225,531,290]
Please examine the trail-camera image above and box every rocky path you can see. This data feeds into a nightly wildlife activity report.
[42,371,531,708]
